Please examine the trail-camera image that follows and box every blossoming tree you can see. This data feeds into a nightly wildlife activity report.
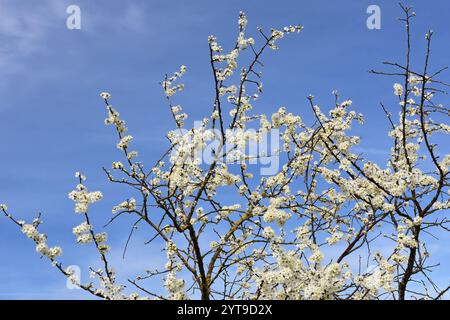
[1,5,449,300]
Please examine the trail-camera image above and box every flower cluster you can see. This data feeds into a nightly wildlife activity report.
[162,65,186,97]
[68,181,103,213]
[21,224,62,259]
[73,221,93,244]
[112,198,137,213]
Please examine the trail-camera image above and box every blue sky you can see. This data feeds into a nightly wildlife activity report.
[0,0,449,299]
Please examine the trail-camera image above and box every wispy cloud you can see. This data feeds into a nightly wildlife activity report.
[121,3,148,33]
[0,0,65,74]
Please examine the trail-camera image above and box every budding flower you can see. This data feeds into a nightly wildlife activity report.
[413,216,423,226]
[262,226,275,239]
[238,11,248,29]
[112,161,124,170]
[75,172,86,181]
[393,83,403,96]
[0,204,7,211]
[100,92,111,100]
